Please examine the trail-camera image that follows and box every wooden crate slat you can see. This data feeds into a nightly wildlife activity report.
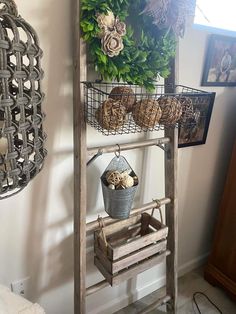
[94,256,113,285]
[101,214,142,236]
[94,244,112,273]
[95,250,170,286]
[108,225,142,247]
[112,240,167,273]
[95,239,167,274]
[109,226,168,260]
[112,250,170,286]
[140,212,152,235]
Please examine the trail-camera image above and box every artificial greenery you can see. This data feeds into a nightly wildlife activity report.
[81,0,176,90]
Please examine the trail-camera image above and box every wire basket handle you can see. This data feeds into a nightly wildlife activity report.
[0,0,18,16]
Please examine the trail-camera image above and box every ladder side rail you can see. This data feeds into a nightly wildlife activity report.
[74,0,87,312]
[164,55,179,313]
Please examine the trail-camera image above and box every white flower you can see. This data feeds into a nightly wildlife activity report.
[101,31,124,57]
[96,11,115,31]
[115,18,126,36]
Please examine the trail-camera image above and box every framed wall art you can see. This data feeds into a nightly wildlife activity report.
[202,34,236,86]
[178,93,216,148]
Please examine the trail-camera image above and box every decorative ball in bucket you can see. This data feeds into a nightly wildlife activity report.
[101,154,139,219]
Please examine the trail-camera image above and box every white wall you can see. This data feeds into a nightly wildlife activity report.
[0,2,235,314]
[178,27,236,268]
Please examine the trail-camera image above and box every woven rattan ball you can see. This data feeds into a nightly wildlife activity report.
[106,170,122,186]
[95,98,127,131]
[109,86,136,113]
[178,97,194,124]
[158,96,182,125]
[132,99,162,129]
[120,173,134,188]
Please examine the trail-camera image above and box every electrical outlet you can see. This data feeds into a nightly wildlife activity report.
[11,277,30,297]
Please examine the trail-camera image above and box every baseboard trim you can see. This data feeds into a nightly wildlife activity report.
[87,252,210,314]
[178,252,209,278]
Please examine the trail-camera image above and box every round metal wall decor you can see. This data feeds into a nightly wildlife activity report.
[0,0,47,199]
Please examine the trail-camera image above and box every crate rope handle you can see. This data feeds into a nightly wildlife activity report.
[97,216,108,247]
[151,206,164,225]
[153,198,162,209]
[0,0,18,16]
[153,199,164,224]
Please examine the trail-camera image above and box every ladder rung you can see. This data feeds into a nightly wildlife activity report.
[86,198,171,233]
[87,137,170,156]
[86,280,109,296]
[86,251,172,297]
[138,295,172,314]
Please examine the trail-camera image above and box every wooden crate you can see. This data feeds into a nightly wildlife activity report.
[94,213,169,286]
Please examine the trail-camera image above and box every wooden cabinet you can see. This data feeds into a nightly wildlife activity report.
[205,141,236,299]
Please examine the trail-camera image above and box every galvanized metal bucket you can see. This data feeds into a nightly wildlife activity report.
[101,156,138,219]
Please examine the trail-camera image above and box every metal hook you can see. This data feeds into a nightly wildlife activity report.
[87,148,103,167]
[156,144,171,160]
[115,144,121,158]
[156,144,167,152]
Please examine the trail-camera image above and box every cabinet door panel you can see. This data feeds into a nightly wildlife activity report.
[209,142,236,282]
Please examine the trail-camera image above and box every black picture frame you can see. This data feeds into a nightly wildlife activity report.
[202,34,236,86]
[178,93,216,148]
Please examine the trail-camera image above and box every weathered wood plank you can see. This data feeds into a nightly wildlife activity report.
[94,213,168,261]
[94,257,113,285]
[95,251,170,286]
[88,137,170,156]
[111,240,167,273]
[138,295,172,314]
[86,280,109,297]
[95,239,167,274]
[95,244,112,273]
[109,226,168,260]
[140,213,151,236]
[100,214,142,236]
[164,55,178,314]
[107,225,142,247]
[74,0,87,312]
[86,198,171,233]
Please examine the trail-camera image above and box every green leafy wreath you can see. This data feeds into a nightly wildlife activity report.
[81,0,177,90]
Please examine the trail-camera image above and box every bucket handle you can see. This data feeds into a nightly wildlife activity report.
[115,144,121,158]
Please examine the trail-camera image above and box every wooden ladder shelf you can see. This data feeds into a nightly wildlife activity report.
[74,1,178,313]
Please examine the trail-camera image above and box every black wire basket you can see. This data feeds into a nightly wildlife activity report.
[83,82,215,136]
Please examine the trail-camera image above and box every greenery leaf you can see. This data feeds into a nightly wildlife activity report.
[81,0,177,89]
